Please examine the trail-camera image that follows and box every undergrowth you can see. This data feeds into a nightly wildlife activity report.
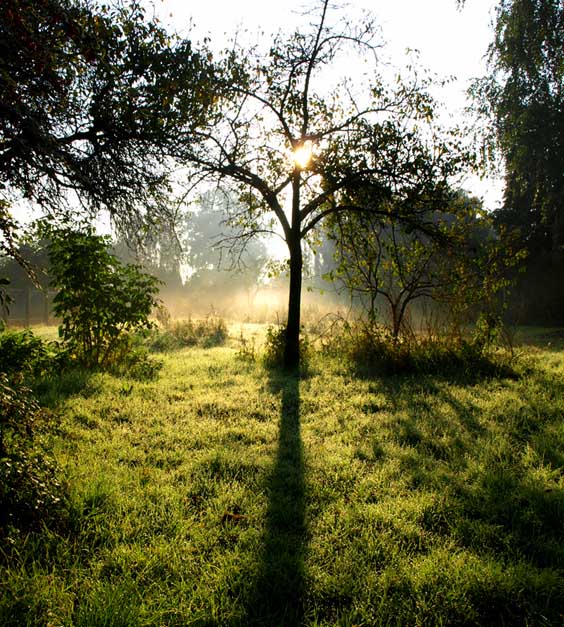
[262,324,311,370]
[319,317,516,378]
[146,316,228,352]
[0,374,66,537]
[0,328,58,378]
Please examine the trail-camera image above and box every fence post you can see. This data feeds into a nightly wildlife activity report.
[25,287,31,327]
[43,291,49,325]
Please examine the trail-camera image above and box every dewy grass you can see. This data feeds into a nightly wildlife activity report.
[1,342,564,626]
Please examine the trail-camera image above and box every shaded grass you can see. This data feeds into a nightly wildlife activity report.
[1,342,564,626]
[244,371,306,626]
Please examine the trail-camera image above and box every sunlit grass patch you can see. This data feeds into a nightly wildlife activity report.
[1,343,564,625]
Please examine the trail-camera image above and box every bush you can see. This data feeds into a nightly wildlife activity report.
[0,328,55,378]
[47,228,161,369]
[322,318,514,377]
[235,331,257,363]
[263,324,310,369]
[146,317,228,352]
[102,333,163,381]
[0,374,66,534]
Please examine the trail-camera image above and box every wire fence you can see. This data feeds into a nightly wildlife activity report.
[1,288,59,327]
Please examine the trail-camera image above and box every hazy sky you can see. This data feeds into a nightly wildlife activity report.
[150,0,498,103]
[147,0,502,207]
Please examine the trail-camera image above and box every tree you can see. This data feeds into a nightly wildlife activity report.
[175,0,467,368]
[0,200,38,308]
[474,0,563,255]
[112,225,184,292]
[0,237,51,290]
[183,189,269,311]
[327,191,521,339]
[0,0,215,246]
[466,0,564,321]
[186,190,267,272]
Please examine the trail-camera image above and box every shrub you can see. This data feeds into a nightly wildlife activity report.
[146,317,228,352]
[47,228,161,369]
[0,374,66,534]
[0,328,68,535]
[0,328,54,378]
[263,324,310,369]
[235,331,257,363]
[102,333,163,381]
[198,317,228,348]
[322,318,514,377]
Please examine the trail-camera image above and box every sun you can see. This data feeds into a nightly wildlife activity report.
[293,140,313,169]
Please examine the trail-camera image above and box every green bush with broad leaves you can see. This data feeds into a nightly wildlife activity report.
[47,229,161,369]
[0,328,55,378]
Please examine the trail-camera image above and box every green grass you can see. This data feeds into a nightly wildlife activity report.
[1,333,564,626]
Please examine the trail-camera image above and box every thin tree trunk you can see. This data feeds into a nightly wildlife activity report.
[391,302,400,340]
[552,211,562,265]
[25,287,31,327]
[284,172,303,370]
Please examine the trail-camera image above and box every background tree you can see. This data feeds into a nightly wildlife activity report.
[183,189,269,312]
[301,227,337,293]
[0,0,215,252]
[112,224,184,292]
[0,238,50,290]
[175,0,467,367]
[327,191,522,339]
[467,0,564,322]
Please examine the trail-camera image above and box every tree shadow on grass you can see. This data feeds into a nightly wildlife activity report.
[244,369,306,626]
[376,374,564,572]
[33,367,98,409]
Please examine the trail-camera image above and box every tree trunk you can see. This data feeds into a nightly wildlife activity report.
[552,211,562,265]
[391,302,400,340]
[284,172,303,370]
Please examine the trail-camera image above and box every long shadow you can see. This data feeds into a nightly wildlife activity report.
[244,369,306,626]
[375,374,564,572]
[33,367,98,409]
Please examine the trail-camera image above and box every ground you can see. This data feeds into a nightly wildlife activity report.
[1,325,563,626]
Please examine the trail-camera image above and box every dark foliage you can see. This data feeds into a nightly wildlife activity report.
[0,328,55,378]
[0,374,66,536]
[322,318,515,378]
[469,0,564,322]
[0,0,215,232]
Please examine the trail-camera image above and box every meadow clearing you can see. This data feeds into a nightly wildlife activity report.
[1,325,564,626]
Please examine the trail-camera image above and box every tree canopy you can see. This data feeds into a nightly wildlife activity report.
[467,0,564,322]
[475,0,563,253]
[174,0,469,367]
[327,191,521,338]
[0,0,215,237]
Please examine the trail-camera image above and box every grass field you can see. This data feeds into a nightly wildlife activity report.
[1,328,564,626]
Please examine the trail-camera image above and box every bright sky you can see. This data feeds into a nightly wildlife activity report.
[151,0,497,95]
[147,0,502,209]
